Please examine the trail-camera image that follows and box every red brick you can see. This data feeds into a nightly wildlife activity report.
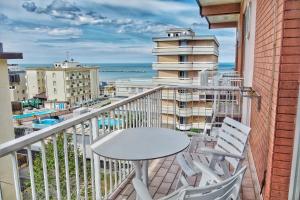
[274,145,293,154]
[279,81,299,89]
[283,29,300,38]
[276,122,296,130]
[272,183,289,192]
[271,175,290,184]
[277,105,297,114]
[273,167,291,177]
[285,1,300,10]
[275,130,295,138]
[278,98,298,106]
[272,160,291,169]
[274,137,294,146]
[284,10,300,20]
[273,153,292,162]
[284,19,300,28]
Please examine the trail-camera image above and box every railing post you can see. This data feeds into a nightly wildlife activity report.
[10,153,21,200]
[92,117,101,200]
[147,95,151,127]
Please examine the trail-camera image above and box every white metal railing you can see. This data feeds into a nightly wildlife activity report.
[0,84,243,200]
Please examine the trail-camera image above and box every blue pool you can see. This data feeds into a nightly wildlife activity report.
[98,119,123,127]
[32,118,62,129]
[13,110,55,120]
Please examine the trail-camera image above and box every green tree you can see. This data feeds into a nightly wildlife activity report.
[24,134,90,200]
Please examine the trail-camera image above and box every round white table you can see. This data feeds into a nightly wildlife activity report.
[91,127,190,193]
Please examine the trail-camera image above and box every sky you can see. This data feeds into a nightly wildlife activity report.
[0,0,237,64]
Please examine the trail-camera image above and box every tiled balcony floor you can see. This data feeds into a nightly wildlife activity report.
[113,139,260,200]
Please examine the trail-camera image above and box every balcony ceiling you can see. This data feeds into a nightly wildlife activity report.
[197,0,241,29]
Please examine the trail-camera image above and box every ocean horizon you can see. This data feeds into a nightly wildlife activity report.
[20,62,235,82]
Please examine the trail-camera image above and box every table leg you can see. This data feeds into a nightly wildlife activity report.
[133,161,142,200]
[142,160,149,187]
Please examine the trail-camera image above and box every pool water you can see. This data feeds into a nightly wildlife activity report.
[98,119,123,127]
[13,110,55,120]
[32,118,61,129]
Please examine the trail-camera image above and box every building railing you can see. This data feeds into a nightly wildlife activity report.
[152,46,219,55]
[0,84,243,200]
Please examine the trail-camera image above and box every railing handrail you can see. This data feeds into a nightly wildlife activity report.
[0,86,163,157]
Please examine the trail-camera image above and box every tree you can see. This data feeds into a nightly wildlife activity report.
[24,134,90,200]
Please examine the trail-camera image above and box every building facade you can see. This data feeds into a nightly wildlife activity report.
[26,61,100,106]
[196,0,300,199]
[152,28,219,131]
[26,69,46,99]
[8,65,27,101]
[115,79,155,97]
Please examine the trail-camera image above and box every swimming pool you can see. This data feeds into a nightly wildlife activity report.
[13,109,55,120]
[98,118,123,127]
[32,118,62,129]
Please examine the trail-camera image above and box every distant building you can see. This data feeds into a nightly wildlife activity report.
[26,60,100,106]
[115,79,155,97]
[103,82,116,97]
[26,68,46,99]
[152,28,219,131]
[8,65,28,101]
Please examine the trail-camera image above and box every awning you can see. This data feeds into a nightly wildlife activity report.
[0,43,23,59]
[196,0,241,29]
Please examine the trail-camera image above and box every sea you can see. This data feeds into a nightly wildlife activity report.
[20,63,234,82]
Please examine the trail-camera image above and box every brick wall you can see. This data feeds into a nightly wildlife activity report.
[270,1,300,199]
[249,0,300,199]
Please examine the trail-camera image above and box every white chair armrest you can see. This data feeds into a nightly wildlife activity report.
[192,160,222,183]
[132,178,153,200]
[176,153,198,177]
[200,147,244,160]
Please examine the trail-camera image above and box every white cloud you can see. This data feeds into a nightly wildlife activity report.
[14,27,82,37]
[88,0,195,14]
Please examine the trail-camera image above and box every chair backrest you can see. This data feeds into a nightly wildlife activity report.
[215,117,251,173]
[179,166,247,200]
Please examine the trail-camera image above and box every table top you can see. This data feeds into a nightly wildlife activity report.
[91,127,190,161]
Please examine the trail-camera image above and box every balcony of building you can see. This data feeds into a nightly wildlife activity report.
[152,46,218,56]
[0,81,267,200]
[152,62,217,71]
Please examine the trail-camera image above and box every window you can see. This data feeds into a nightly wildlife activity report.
[179,71,188,78]
[179,55,188,63]
[179,40,188,46]
[178,89,187,94]
[179,117,187,124]
[54,88,57,94]
[22,90,25,94]
[53,81,56,86]
[52,73,56,78]
[130,87,136,93]
[179,102,187,108]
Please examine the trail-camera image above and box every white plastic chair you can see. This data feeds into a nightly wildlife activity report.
[176,117,251,186]
[133,166,247,200]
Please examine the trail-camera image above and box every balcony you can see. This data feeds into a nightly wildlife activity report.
[152,46,219,56]
[0,85,259,200]
[161,106,213,117]
[152,62,217,71]
[153,77,193,86]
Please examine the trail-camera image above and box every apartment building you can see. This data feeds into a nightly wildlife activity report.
[115,79,155,97]
[152,28,219,131]
[26,69,46,99]
[8,65,27,101]
[26,61,100,106]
